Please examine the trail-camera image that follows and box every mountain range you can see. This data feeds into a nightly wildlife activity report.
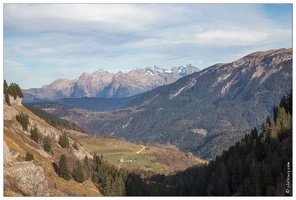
[82,48,292,158]
[22,64,199,102]
[24,48,292,159]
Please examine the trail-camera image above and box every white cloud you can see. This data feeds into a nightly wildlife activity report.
[195,29,269,46]
[3,4,292,88]
[4,60,27,75]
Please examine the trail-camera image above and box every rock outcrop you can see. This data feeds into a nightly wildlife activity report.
[4,160,50,196]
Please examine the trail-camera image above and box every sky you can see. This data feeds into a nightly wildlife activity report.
[2,3,293,89]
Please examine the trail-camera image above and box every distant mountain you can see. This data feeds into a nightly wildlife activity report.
[27,94,140,114]
[22,65,200,102]
[84,48,292,159]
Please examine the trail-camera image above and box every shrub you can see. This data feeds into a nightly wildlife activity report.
[25,152,34,161]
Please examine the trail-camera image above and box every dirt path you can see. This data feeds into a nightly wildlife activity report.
[136,145,145,154]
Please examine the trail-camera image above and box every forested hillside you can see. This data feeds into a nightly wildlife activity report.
[24,104,89,134]
[122,90,292,196]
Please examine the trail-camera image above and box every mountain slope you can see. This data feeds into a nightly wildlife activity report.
[158,93,292,196]
[3,96,100,196]
[22,65,200,102]
[85,48,292,159]
[4,92,205,196]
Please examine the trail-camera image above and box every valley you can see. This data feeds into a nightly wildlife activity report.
[3,92,204,196]
[66,129,204,174]
[27,48,292,160]
[4,47,292,196]
[3,2,293,196]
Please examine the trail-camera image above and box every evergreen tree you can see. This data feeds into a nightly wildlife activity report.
[249,163,261,195]
[73,142,79,150]
[75,160,85,183]
[25,152,34,161]
[30,124,39,143]
[43,136,52,152]
[4,80,8,94]
[275,107,291,132]
[4,80,11,106]
[16,111,29,131]
[84,155,89,165]
[5,92,11,106]
[58,154,71,180]
[58,132,69,148]
[242,177,251,195]
[7,82,23,100]
[260,162,273,195]
[216,176,230,195]
[287,89,292,115]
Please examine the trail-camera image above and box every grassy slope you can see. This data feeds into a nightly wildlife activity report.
[3,101,102,196]
[67,130,205,174]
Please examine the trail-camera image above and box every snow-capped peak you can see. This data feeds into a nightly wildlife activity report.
[143,65,199,77]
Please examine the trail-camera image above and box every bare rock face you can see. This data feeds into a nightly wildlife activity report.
[22,65,200,102]
[4,141,49,196]
[4,161,50,196]
[3,142,19,165]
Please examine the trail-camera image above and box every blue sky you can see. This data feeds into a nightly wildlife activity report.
[3,3,293,89]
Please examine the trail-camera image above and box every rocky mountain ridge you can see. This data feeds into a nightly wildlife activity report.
[22,65,199,102]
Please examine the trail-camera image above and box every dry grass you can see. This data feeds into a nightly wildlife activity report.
[4,102,102,196]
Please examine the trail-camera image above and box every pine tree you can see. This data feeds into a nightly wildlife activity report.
[58,132,69,148]
[84,155,89,165]
[30,124,39,143]
[260,162,273,195]
[276,107,291,132]
[75,160,85,183]
[216,163,230,195]
[58,154,71,180]
[242,177,251,195]
[287,89,292,115]
[5,92,11,106]
[249,163,261,195]
[4,80,8,94]
[16,111,29,131]
[6,82,23,100]
[73,142,79,150]
[43,136,52,152]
